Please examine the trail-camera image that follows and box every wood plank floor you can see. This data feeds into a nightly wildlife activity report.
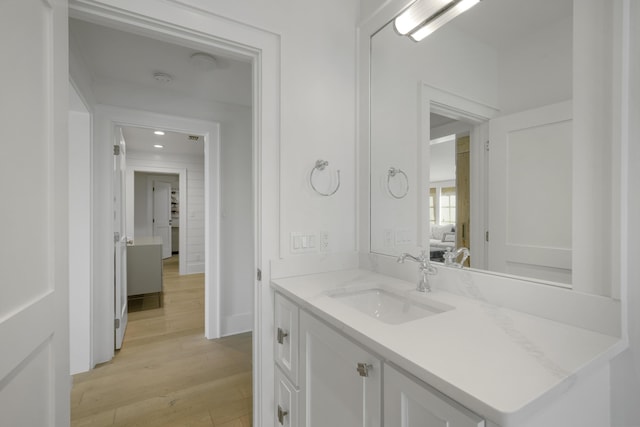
[71,256,252,427]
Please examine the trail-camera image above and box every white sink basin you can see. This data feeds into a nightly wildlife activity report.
[330,288,448,324]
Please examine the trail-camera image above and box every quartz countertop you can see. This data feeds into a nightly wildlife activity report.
[271,269,622,426]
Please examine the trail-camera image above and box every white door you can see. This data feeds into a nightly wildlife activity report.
[153,181,172,259]
[299,311,381,427]
[114,128,128,349]
[0,0,70,425]
[488,101,572,284]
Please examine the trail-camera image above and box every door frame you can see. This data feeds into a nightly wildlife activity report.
[419,83,499,269]
[71,2,280,424]
[104,108,222,341]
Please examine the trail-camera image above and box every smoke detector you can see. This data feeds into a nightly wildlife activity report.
[153,72,173,83]
[190,52,217,70]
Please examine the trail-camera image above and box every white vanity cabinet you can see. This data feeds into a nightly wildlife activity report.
[299,310,381,427]
[273,291,483,427]
[384,365,485,427]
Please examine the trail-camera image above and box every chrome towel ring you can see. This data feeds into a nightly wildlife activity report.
[387,167,409,199]
[310,159,340,197]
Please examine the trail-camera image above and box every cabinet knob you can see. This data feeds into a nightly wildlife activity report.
[277,327,289,344]
[277,405,289,425]
[356,362,373,377]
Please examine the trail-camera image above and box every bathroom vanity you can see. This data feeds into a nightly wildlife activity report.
[271,269,622,427]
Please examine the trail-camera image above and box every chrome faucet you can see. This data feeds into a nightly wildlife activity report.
[443,247,470,268]
[397,250,437,292]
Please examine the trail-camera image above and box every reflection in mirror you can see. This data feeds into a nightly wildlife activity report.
[370,0,574,285]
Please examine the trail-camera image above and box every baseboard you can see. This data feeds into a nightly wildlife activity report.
[186,262,204,275]
[221,312,253,337]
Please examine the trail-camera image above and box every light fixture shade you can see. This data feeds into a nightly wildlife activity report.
[394,0,481,41]
[394,0,454,35]
[410,0,480,41]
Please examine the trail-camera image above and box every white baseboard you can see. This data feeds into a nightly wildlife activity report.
[221,312,253,337]
[186,262,204,275]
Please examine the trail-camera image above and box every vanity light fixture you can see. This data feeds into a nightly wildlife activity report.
[154,130,165,136]
[394,0,481,42]
[153,144,164,149]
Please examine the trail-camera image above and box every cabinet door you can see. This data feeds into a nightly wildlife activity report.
[384,365,484,427]
[300,311,381,427]
[275,293,299,384]
[275,366,299,427]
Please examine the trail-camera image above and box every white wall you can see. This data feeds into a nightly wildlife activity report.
[497,15,572,116]
[68,84,92,375]
[429,138,455,183]
[167,0,360,258]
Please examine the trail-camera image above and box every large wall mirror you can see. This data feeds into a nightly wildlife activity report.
[370,0,578,286]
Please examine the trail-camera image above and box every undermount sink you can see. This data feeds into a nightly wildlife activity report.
[330,288,448,325]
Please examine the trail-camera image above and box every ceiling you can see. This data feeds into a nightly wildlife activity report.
[69,18,253,156]
[122,126,204,156]
[69,18,252,108]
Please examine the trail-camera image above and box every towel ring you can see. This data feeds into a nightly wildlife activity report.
[387,167,409,199]
[310,159,340,197]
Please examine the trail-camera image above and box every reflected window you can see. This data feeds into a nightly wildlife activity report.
[429,184,456,225]
[440,187,456,224]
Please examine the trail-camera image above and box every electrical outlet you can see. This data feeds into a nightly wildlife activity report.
[395,229,413,246]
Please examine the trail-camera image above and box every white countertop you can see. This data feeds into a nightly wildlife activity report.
[271,269,622,426]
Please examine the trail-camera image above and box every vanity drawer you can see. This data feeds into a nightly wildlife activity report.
[275,365,299,427]
[274,293,299,384]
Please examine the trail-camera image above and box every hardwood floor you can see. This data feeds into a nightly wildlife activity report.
[71,256,252,426]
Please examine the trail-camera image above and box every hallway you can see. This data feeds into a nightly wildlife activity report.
[71,257,252,426]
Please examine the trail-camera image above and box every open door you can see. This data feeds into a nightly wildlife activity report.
[114,128,128,349]
[153,181,173,259]
[0,0,70,424]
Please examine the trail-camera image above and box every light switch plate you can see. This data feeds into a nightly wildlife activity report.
[290,232,317,253]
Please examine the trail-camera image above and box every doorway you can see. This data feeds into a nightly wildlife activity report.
[69,2,280,423]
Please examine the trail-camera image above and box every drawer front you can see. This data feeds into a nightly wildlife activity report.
[275,366,299,427]
[275,293,299,384]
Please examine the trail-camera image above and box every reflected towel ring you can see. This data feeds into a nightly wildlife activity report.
[387,167,409,199]
[310,159,340,197]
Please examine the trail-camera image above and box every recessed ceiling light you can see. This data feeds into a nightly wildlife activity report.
[154,130,165,136]
[153,144,164,149]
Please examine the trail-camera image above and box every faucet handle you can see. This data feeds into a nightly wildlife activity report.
[443,248,456,266]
